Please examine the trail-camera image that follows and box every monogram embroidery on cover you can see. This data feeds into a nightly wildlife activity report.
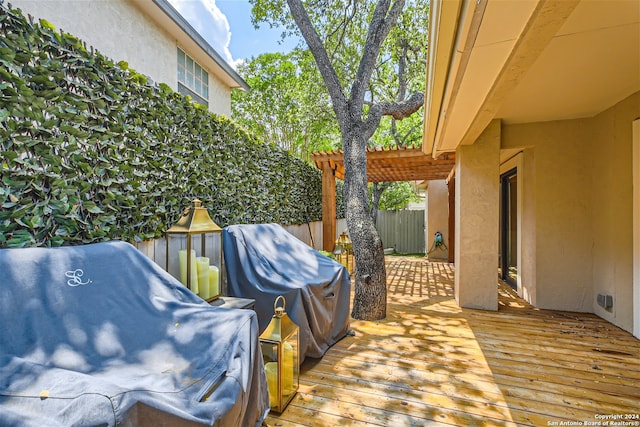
[65,269,92,287]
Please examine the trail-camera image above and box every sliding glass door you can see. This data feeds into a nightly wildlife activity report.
[500,168,518,289]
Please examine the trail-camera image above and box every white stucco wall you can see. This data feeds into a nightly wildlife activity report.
[11,0,231,116]
[12,0,176,87]
[207,76,231,117]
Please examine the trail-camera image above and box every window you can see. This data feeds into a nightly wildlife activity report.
[177,48,209,107]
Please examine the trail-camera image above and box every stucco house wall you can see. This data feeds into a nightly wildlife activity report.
[455,121,500,311]
[520,148,537,305]
[503,118,594,313]
[426,180,449,260]
[206,76,232,116]
[11,0,232,116]
[589,92,638,332]
[502,91,639,331]
[423,0,639,336]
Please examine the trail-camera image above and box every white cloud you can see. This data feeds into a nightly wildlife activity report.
[167,0,237,68]
[233,57,247,70]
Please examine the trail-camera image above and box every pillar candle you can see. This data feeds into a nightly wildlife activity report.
[283,342,295,395]
[208,265,219,298]
[178,249,198,293]
[264,361,278,408]
[195,257,210,297]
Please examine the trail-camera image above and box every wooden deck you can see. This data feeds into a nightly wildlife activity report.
[264,256,640,427]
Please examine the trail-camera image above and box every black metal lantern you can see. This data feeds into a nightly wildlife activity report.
[259,296,299,413]
[165,199,222,301]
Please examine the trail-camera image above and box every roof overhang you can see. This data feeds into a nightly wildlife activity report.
[423,0,640,156]
[312,147,455,183]
[130,0,249,91]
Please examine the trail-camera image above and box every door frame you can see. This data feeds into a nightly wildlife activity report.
[633,119,640,339]
[500,154,523,293]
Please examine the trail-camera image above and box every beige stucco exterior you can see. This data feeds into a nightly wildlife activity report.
[501,92,639,330]
[633,119,640,338]
[455,120,500,311]
[11,0,241,116]
[426,180,449,260]
[424,0,640,337]
[502,118,595,312]
[591,95,638,332]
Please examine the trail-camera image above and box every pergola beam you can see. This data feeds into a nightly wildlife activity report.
[312,147,455,183]
[312,147,456,252]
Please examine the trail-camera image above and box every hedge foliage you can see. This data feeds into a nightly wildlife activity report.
[0,3,342,248]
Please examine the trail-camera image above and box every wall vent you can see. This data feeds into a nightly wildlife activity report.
[597,294,613,309]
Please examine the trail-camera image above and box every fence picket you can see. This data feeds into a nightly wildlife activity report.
[375,210,425,254]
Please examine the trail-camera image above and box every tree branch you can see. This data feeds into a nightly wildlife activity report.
[327,0,358,62]
[350,0,406,113]
[286,0,348,120]
[366,91,424,130]
[397,39,409,101]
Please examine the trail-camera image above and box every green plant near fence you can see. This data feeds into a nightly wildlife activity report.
[0,3,342,248]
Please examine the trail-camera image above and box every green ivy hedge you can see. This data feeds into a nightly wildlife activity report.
[0,4,342,248]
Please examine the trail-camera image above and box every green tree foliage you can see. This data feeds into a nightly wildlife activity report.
[232,50,340,161]
[377,182,419,210]
[368,0,428,148]
[246,0,426,221]
[0,4,325,248]
[251,0,429,320]
[247,0,427,153]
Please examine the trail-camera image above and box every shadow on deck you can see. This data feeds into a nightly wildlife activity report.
[265,256,640,426]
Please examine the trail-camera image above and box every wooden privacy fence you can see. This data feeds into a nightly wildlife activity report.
[376,210,426,254]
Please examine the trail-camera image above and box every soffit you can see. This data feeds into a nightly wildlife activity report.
[311,148,455,183]
[497,0,640,123]
[423,0,463,156]
[447,0,541,140]
[426,0,540,154]
[424,0,640,153]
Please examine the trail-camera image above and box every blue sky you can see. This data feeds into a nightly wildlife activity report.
[167,0,300,68]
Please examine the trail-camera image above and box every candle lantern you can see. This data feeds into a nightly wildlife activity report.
[333,231,353,273]
[259,295,299,413]
[165,199,222,301]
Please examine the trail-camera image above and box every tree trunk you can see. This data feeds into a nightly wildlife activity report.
[284,0,420,321]
[343,129,386,321]
[370,182,388,226]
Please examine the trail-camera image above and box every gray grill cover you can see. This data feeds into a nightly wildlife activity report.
[0,241,268,426]
[223,224,351,361]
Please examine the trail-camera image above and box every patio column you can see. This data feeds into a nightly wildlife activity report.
[455,120,500,311]
[447,177,455,263]
[426,180,449,260]
[321,161,336,252]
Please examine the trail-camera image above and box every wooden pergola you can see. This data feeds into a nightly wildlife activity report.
[311,147,455,252]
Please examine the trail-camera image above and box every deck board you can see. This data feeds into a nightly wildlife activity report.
[264,257,640,426]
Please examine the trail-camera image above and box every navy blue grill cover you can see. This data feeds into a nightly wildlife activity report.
[0,241,268,426]
[223,224,351,361]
